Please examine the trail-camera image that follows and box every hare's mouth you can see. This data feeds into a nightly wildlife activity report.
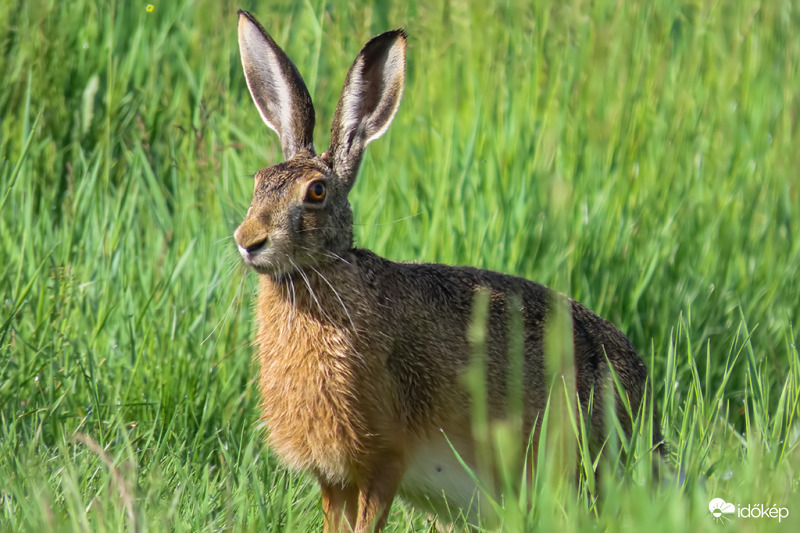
[238,245,298,278]
[243,255,286,276]
[248,260,296,279]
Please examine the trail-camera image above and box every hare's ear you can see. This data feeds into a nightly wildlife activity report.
[329,30,406,187]
[238,10,315,160]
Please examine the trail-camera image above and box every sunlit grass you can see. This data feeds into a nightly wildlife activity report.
[1,0,799,531]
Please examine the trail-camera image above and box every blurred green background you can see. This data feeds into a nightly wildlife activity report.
[1,0,799,530]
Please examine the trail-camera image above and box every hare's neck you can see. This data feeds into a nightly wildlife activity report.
[256,263,359,330]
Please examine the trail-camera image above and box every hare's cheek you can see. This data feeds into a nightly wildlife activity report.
[299,211,325,239]
[289,209,320,245]
[286,206,306,235]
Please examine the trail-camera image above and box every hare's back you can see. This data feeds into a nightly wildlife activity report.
[352,248,646,403]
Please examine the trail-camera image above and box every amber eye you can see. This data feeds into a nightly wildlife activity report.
[305,181,326,203]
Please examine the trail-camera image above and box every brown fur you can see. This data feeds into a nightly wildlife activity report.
[234,11,662,532]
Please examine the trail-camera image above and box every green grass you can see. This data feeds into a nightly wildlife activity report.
[2,0,799,530]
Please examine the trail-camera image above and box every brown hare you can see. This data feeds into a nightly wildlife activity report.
[234,10,662,532]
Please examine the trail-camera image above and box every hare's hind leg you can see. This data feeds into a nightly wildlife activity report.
[354,456,405,532]
[321,481,358,532]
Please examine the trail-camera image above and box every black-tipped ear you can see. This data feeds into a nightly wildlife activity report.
[238,10,316,160]
[329,29,406,187]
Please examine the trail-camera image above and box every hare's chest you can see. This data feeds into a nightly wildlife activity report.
[255,330,366,483]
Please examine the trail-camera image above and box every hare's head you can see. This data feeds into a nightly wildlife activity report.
[233,11,406,277]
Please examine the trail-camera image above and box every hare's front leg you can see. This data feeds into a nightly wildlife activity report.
[354,457,405,532]
[321,481,358,533]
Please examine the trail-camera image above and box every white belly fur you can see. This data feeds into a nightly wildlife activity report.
[398,432,483,524]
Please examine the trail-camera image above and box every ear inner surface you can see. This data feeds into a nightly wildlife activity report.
[329,30,407,185]
[238,10,316,160]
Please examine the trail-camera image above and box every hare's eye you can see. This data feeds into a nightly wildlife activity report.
[305,181,326,203]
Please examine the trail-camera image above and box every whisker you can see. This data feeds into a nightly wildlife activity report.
[296,212,421,235]
[309,264,356,332]
[325,250,352,265]
[296,245,352,266]
[213,235,237,246]
[279,276,289,313]
[287,256,337,329]
[208,255,247,294]
[289,274,297,319]
[353,211,423,227]
[202,263,248,346]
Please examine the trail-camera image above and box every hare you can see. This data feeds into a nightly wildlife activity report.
[234,10,662,532]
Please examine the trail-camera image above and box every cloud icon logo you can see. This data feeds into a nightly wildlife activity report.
[709,498,736,518]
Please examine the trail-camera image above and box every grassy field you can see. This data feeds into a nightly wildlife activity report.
[2,0,799,530]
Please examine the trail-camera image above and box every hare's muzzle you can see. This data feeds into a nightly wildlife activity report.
[234,223,270,262]
[240,236,267,256]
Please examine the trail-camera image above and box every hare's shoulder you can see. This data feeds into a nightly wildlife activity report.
[349,249,637,359]
[350,248,551,309]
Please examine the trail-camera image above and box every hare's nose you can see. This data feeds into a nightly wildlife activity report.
[245,237,268,255]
